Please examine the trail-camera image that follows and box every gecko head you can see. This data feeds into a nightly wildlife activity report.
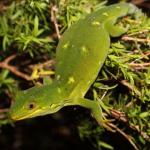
[9,85,64,121]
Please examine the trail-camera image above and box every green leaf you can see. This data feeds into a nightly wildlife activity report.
[98,141,114,150]
[33,16,39,36]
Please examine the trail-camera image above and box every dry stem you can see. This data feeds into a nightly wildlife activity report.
[0,54,32,81]
[51,5,61,39]
[110,109,150,142]
[122,36,150,43]
[108,122,139,150]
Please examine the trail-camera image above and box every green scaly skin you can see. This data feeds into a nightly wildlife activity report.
[10,3,142,128]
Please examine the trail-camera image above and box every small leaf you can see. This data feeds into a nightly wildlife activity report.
[33,16,39,36]
[139,112,149,118]
[98,141,114,150]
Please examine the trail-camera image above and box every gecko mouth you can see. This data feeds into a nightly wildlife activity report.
[10,109,43,121]
[10,105,62,121]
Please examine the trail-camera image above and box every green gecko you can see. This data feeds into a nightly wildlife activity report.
[10,3,142,127]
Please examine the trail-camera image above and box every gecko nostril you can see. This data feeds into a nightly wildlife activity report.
[49,104,57,109]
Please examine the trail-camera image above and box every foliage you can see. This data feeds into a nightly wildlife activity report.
[0,0,54,56]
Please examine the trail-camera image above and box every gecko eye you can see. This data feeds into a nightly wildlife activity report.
[28,102,36,110]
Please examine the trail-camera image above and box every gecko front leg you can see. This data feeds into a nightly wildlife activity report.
[66,97,111,130]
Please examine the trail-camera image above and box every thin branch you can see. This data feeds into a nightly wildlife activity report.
[110,109,150,142]
[138,51,150,60]
[129,62,150,69]
[110,109,127,122]
[3,64,32,81]
[128,51,150,70]
[0,108,9,119]
[0,54,32,81]
[128,29,149,36]
[108,123,139,150]
[4,54,17,64]
[51,5,61,39]
[131,0,147,5]
[0,108,9,113]
[122,36,150,43]
[120,80,141,97]
[28,59,55,69]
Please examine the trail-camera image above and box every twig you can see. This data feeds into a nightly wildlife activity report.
[108,123,139,150]
[131,0,147,5]
[110,109,150,142]
[128,51,150,70]
[28,59,55,69]
[0,114,6,119]
[51,5,61,39]
[0,54,32,81]
[139,51,150,59]
[128,29,149,36]
[0,108,9,119]
[129,62,150,69]
[131,0,150,9]
[4,54,17,64]
[120,80,141,96]
[0,108,9,113]
[110,109,127,122]
[122,36,150,43]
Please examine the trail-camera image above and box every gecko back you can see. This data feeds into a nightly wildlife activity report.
[55,3,142,98]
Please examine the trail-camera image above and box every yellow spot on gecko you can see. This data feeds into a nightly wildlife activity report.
[57,88,62,93]
[56,75,61,80]
[63,42,69,49]
[68,76,75,84]
[92,21,100,26]
[102,12,108,16]
[99,61,102,65]
[116,6,120,9]
[88,80,91,84]
[81,46,88,53]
